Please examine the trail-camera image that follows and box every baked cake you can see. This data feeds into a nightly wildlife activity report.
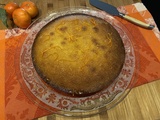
[32,14,125,96]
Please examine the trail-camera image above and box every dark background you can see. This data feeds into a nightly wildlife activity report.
[142,0,160,30]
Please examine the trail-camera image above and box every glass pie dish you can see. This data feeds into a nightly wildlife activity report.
[15,7,138,117]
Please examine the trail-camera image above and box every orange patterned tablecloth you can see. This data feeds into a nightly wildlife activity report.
[0,3,160,120]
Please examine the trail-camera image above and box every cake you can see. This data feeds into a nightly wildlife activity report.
[32,14,125,96]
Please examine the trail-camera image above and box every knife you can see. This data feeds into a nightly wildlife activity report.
[89,0,155,29]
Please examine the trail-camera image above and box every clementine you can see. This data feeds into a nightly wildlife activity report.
[12,8,31,29]
[4,2,19,18]
[20,1,38,18]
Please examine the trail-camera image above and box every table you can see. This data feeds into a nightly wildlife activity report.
[38,81,160,120]
[1,0,160,120]
[0,0,140,29]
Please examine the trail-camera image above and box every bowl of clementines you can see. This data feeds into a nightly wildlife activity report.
[4,1,38,29]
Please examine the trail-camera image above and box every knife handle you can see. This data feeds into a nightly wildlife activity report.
[119,13,155,30]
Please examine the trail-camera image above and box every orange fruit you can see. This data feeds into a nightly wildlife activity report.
[12,8,31,29]
[20,1,39,18]
[4,2,19,18]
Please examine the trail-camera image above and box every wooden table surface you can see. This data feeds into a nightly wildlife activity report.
[1,0,160,120]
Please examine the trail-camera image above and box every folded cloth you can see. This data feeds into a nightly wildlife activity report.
[0,3,160,120]
[117,2,160,85]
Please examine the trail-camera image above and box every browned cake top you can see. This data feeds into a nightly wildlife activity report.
[32,14,125,96]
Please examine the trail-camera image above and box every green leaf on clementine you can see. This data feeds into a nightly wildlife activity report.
[0,8,8,27]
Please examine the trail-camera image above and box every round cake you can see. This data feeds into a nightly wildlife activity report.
[32,14,125,96]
